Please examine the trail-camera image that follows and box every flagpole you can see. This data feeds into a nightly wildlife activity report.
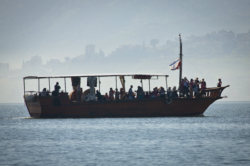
[179,34,182,96]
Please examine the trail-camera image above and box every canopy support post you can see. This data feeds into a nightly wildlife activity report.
[148,79,151,93]
[38,78,40,93]
[64,78,66,92]
[115,76,117,90]
[99,77,101,92]
[179,34,183,95]
[165,76,168,92]
[48,78,50,92]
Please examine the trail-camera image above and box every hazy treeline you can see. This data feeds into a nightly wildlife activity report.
[1,29,249,78]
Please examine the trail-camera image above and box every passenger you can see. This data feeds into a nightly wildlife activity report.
[41,88,47,96]
[77,83,81,102]
[203,78,207,89]
[189,79,194,98]
[217,78,222,97]
[201,79,206,97]
[195,78,200,91]
[167,87,172,98]
[46,90,50,96]
[151,88,158,98]
[201,79,205,90]
[184,77,189,97]
[60,90,64,96]
[96,90,102,101]
[159,87,166,98]
[104,93,109,101]
[156,87,160,97]
[54,82,61,96]
[136,86,144,99]
[144,92,150,98]
[181,79,185,95]
[217,78,222,87]
[172,86,178,98]
[139,86,144,99]
[109,88,115,100]
[128,85,134,99]
[193,79,199,96]
[120,88,124,100]
[115,88,119,100]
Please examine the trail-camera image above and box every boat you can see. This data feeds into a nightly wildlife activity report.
[23,35,229,118]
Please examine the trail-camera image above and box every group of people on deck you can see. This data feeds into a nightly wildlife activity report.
[96,77,222,101]
[96,85,171,101]
[38,78,222,100]
[179,77,207,97]
[39,82,65,97]
[166,77,222,98]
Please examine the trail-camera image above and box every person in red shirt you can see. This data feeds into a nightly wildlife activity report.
[104,93,109,101]
[201,79,205,90]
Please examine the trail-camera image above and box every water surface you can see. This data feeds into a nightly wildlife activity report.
[0,102,250,166]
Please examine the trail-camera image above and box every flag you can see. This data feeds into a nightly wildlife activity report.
[169,58,181,70]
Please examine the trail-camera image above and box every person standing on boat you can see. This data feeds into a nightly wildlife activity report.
[201,79,206,89]
[109,88,115,100]
[196,78,200,91]
[180,79,184,97]
[217,78,222,87]
[189,79,194,98]
[46,90,50,96]
[136,86,144,99]
[193,79,199,96]
[54,82,61,96]
[151,87,158,98]
[167,87,172,98]
[77,83,81,102]
[41,88,47,96]
[204,79,207,89]
[159,87,166,98]
[184,77,189,97]
[128,85,134,99]
[115,88,119,100]
[104,93,109,101]
[172,86,178,98]
[120,88,124,100]
[96,90,102,101]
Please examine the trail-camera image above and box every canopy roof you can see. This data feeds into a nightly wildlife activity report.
[24,73,168,79]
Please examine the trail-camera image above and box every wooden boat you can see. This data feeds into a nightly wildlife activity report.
[23,35,229,118]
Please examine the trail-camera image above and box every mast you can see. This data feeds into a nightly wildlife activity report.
[179,34,183,95]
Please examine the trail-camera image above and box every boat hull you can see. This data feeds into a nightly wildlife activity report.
[24,96,219,118]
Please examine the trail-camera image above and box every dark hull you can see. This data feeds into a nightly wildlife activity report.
[24,96,220,118]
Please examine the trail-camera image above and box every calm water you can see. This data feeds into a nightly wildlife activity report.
[0,102,250,166]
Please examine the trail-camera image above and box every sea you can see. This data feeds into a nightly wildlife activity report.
[0,101,250,166]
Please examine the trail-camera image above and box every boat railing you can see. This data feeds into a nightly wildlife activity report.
[24,91,68,96]
[195,85,229,98]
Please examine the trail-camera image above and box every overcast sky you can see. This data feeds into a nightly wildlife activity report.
[0,0,250,69]
[0,0,250,103]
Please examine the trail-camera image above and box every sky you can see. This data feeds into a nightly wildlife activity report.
[0,0,250,68]
[0,0,250,103]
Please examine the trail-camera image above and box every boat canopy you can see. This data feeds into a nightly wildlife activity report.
[23,73,168,79]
